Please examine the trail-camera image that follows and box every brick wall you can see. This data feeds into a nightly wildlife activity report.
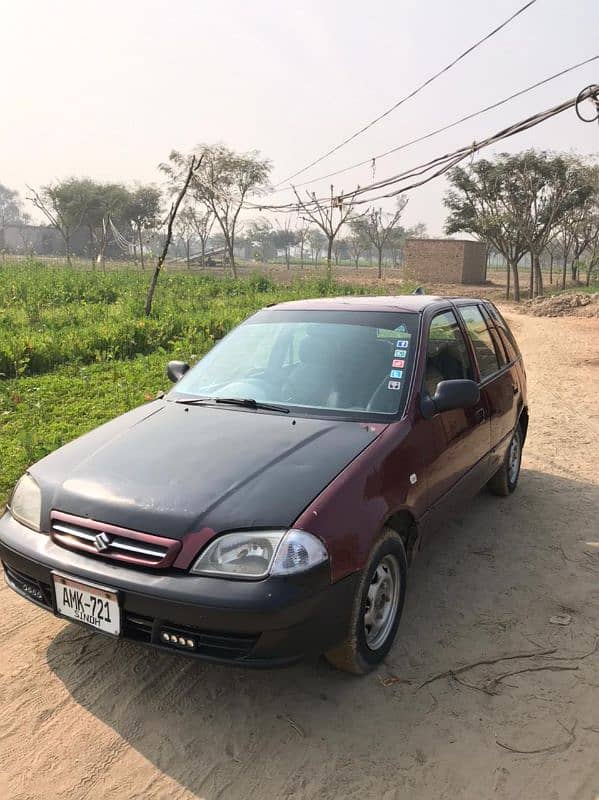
[405,238,486,284]
[461,240,487,283]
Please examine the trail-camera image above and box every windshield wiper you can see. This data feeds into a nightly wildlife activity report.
[215,397,290,414]
[174,396,289,414]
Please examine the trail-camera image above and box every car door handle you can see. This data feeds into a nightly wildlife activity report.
[475,408,488,424]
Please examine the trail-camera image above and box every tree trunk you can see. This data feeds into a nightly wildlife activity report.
[571,261,577,281]
[505,258,511,300]
[534,254,543,297]
[200,238,206,268]
[528,255,534,300]
[561,254,567,290]
[549,252,553,284]
[377,248,383,280]
[186,238,191,269]
[138,225,145,270]
[227,236,236,278]
[326,238,333,281]
[510,259,520,302]
[64,232,72,267]
[145,155,198,316]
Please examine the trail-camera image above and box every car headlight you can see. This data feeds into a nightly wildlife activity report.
[190,529,328,579]
[9,473,42,532]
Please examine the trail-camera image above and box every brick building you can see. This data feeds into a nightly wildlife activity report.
[404,238,487,284]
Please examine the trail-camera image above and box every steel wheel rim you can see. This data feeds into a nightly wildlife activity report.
[508,431,521,484]
[364,554,400,650]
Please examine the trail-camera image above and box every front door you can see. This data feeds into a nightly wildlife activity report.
[417,309,491,536]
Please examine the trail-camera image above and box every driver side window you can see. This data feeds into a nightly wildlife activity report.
[425,311,474,396]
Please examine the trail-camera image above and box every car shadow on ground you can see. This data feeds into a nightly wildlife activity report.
[46,468,599,799]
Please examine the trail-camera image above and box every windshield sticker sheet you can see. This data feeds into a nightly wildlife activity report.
[377,330,412,392]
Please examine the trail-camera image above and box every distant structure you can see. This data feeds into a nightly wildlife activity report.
[404,238,487,284]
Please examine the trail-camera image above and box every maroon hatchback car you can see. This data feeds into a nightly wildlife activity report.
[1,295,527,673]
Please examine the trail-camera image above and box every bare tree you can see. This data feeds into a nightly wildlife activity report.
[354,196,408,278]
[295,220,310,269]
[163,145,271,277]
[293,185,358,280]
[145,156,201,316]
[346,224,369,269]
[189,206,215,267]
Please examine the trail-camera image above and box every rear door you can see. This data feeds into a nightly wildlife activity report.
[456,304,519,467]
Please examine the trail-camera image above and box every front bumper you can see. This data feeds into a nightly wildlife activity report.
[0,512,358,667]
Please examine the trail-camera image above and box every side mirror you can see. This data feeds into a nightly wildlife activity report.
[167,360,190,383]
[421,379,480,419]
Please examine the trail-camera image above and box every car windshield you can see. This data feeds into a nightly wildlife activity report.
[170,308,420,418]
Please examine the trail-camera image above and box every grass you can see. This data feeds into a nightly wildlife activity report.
[0,259,408,500]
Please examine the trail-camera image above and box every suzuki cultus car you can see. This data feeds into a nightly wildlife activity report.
[1,295,527,673]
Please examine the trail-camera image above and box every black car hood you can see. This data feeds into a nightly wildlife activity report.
[32,401,382,539]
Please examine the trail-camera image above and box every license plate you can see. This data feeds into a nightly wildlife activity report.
[53,573,121,636]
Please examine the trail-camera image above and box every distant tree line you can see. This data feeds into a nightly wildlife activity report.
[2,143,427,279]
[445,150,599,299]
[5,145,597,297]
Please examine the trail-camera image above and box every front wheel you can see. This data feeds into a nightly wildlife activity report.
[325,528,407,675]
[487,425,522,496]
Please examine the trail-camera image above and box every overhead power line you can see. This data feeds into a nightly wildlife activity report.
[247,84,599,213]
[265,54,599,196]
[273,0,539,188]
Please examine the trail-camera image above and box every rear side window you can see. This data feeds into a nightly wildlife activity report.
[480,305,509,367]
[485,303,521,360]
[425,311,475,396]
[458,305,500,380]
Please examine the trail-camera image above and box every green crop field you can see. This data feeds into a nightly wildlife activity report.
[0,259,405,500]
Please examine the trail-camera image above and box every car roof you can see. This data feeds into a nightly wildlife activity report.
[269,295,487,313]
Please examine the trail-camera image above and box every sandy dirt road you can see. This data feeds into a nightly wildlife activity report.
[1,310,598,800]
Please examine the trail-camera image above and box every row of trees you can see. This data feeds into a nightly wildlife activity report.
[5,144,425,279]
[161,146,426,279]
[445,151,599,299]
[26,180,162,269]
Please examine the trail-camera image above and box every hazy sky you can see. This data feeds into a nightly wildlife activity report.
[2,0,598,233]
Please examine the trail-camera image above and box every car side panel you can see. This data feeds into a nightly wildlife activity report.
[293,419,428,582]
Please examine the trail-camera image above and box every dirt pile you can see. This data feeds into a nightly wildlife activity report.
[525,291,599,317]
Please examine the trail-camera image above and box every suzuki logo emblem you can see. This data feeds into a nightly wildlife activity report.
[94,532,111,552]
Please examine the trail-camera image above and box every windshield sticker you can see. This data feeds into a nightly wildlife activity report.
[392,359,405,368]
[388,380,401,390]
[394,349,407,358]
[395,324,408,332]
[390,369,403,379]
[396,339,409,349]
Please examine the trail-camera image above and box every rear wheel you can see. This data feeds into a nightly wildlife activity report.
[488,425,522,496]
[325,528,407,675]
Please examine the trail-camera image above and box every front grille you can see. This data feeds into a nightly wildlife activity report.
[50,511,181,569]
[3,563,53,609]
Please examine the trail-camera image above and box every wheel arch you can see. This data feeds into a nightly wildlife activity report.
[384,509,419,565]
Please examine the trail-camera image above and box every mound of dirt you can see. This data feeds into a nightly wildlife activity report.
[525,292,599,317]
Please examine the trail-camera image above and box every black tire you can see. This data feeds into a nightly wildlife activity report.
[487,424,522,497]
[325,528,407,675]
